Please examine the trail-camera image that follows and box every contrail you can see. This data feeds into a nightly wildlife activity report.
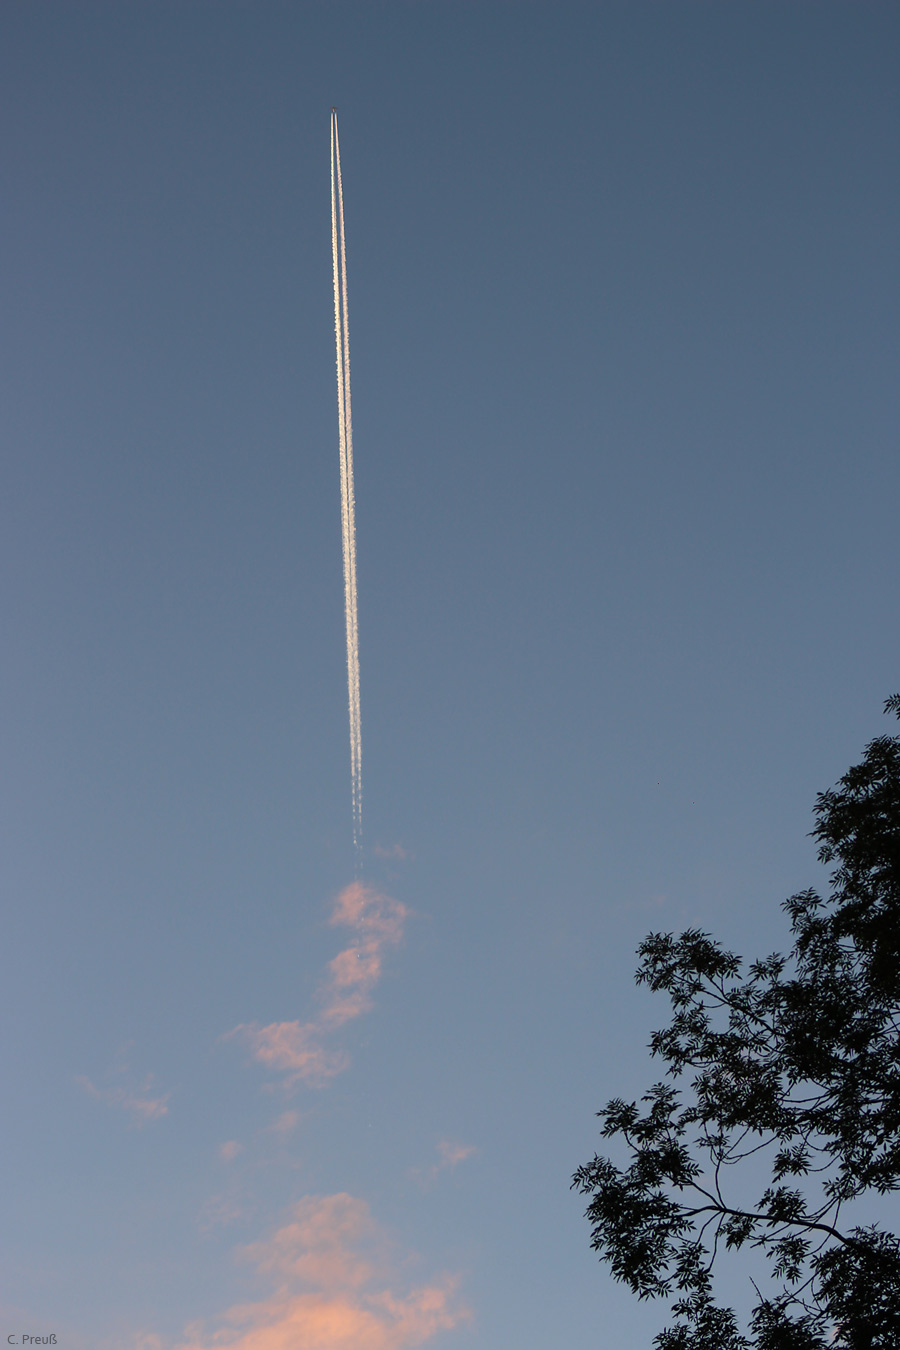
[331,110,362,863]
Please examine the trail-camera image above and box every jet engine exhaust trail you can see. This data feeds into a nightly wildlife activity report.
[331,110,362,864]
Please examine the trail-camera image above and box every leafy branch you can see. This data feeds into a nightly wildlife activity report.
[573,697,900,1348]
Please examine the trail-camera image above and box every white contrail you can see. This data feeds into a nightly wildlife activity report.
[331,110,362,862]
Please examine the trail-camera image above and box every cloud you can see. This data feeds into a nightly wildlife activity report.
[268,1110,300,1135]
[76,1072,170,1124]
[176,1194,467,1350]
[435,1140,477,1170]
[374,843,410,861]
[220,1141,243,1162]
[199,1195,245,1233]
[327,882,407,943]
[412,1140,478,1190]
[320,884,407,1028]
[228,1021,349,1090]
[228,885,408,1091]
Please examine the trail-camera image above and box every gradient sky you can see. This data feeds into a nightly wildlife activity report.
[2,4,898,1347]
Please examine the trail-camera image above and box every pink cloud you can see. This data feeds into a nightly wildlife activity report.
[374,843,410,861]
[411,1140,478,1190]
[319,885,406,1029]
[435,1140,477,1170]
[176,1195,467,1350]
[228,1022,349,1090]
[268,1111,300,1136]
[328,882,407,944]
[228,885,408,1092]
[220,1141,243,1162]
[243,1194,376,1291]
[76,1072,170,1124]
[199,1195,245,1233]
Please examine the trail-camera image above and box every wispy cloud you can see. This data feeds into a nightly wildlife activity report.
[219,1140,243,1162]
[268,1110,300,1136]
[229,884,408,1091]
[176,1193,467,1350]
[412,1140,478,1190]
[321,883,406,1026]
[374,843,410,861]
[93,1328,168,1350]
[228,1021,349,1090]
[435,1140,477,1170]
[76,1071,170,1124]
[199,1195,245,1233]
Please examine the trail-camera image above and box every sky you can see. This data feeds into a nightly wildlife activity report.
[1,2,898,1346]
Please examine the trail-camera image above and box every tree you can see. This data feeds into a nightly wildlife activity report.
[573,696,900,1348]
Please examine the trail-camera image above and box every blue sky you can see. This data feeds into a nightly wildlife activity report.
[1,3,898,1347]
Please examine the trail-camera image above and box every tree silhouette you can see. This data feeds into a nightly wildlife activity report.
[573,696,900,1348]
